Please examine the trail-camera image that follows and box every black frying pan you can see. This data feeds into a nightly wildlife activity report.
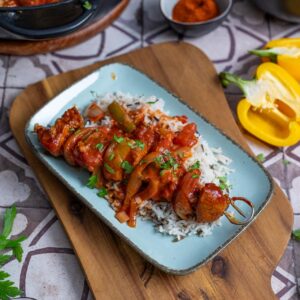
[0,0,98,40]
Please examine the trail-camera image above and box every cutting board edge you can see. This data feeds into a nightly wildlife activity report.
[9,42,294,300]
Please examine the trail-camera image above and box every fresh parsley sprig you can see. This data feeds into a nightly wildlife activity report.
[0,205,27,300]
[292,229,300,241]
[256,153,265,163]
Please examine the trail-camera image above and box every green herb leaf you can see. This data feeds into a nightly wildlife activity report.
[155,153,178,172]
[135,140,145,150]
[104,163,115,174]
[0,236,26,251]
[256,153,265,163]
[0,255,10,266]
[0,274,22,299]
[86,175,97,189]
[12,244,23,263]
[192,174,199,179]
[82,0,92,10]
[0,271,9,281]
[95,143,104,151]
[283,159,290,166]
[146,99,159,105]
[292,229,300,241]
[121,161,134,174]
[218,176,231,191]
[0,207,26,300]
[154,155,164,165]
[127,142,135,149]
[113,135,124,144]
[189,161,200,171]
[97,187,108,198]
[1,205,16,238]
[109,153,115,161]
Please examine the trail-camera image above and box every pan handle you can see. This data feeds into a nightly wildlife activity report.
[0,2,96,40]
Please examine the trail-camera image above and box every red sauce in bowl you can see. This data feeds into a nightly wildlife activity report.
[172,0,219,23]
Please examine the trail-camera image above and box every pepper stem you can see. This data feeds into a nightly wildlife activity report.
[219,72,253,95]
[249,49,277,62]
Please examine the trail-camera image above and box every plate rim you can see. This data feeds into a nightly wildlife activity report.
[24,62,274,275]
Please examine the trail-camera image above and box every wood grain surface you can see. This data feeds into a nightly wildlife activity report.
[10,42,293,300]
[0,0,129,55]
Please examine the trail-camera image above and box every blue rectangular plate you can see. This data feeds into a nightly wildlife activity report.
[25,63,273,275]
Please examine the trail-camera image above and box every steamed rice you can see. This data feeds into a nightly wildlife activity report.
[92,92,233,240]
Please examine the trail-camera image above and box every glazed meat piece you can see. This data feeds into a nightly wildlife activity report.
[173,123,198,147]
[34,107,84,157]
[196,183,230,223]
[63,127,98,166]
[173,169,201,220]
[73,127,114,172]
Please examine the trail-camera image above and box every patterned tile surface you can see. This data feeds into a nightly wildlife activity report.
[1,0,300,299]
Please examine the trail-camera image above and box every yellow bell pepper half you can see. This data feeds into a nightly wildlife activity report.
[219,62,300,147]
[250,38,300,81]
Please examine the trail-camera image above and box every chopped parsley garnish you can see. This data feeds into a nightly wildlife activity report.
[192,174,199,179]
[135,140,145,150]
[256,153,265,163]
[283,159,290,166]
[82,0,92,10]
[218,176,231,191]
[189,161,200,171]
[127,142,135,149]
[146,99,159,105]
[114,135,124,144]
[86,175,97,189]
[104,163,115,174]
[69,128,75,132]
[155,152,178,172]
[109,153,115,161]
[96,143,104,151]
[97,187,108,198]
[154,155,164,165]
[128,140,145,150]
[121,160,134,174]
[292,229,300,241]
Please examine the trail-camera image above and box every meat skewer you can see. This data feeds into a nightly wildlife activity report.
[34,103,255,228]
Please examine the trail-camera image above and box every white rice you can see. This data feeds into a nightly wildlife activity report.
[92,92,233,240]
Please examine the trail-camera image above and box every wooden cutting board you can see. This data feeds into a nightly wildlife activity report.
[10,42,293,299]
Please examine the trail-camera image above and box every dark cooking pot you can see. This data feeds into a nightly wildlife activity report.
[0,0,98,40]
[251,0,300,23]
